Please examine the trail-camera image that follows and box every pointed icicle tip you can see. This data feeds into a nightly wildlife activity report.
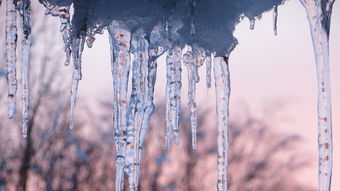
[249,18,255,30]
[273,6,278,36]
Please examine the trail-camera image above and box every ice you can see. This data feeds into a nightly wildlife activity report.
[3,0,336,190]
[126,28,150,190]
[108,21,132,191]
[69,35,85,129]
[300,0,336,190]
[205,52,214,89]
[249,18,255,30]
[183,45,205,150]
[17,0,32,138]
[214,56,230,191]
[165,46,182,148]
[5,0,18,119]
[273,5,278,36]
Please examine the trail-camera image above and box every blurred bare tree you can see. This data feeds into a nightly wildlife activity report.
[131,103,315,191]
[0,2,115,191]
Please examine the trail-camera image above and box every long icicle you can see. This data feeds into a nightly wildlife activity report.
[69,35,85,129]
[214,57,230,191]
[17,0,32,138]
[183,50,197,149]
[299,0,335,190]
[183,46,205,150]
[165,46,182,148]
[6,0,18,119]
[137,24,165,180]
[127,29,149,191]
[108,22,131,191]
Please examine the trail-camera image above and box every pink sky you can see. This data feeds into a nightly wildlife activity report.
[77,0,340,189]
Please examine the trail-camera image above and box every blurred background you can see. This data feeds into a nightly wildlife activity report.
[0,0,339,190]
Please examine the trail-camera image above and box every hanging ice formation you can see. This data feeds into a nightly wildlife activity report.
[17,0,32,138]
[1,0,337,190]
[5,0,18,120]
[4,0,31,137]
[273,5,278,36]
[300,0,335,190]
[249,17,256,30]
[183,46,206,149]
[214,56,230,191]
[165,46,182,148]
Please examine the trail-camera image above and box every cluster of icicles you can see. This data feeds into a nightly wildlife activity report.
[0,0,336,190]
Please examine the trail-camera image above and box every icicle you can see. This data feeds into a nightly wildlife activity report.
[108,21,131,191]
[300,0,335,190]
[273,6,278,36]
[41,2,72,66]
[124,29,150,191]
[249,18,255,30]
[183,50,196,149]
[165,46,182,149]
[58,6,72,66]
[69,35,85,130]
[6,0,18,119]
[183,46,205,150]
[214,57,230,191]
[17,0,32,138]
[140,23,165,149]
[206,52,214,89]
